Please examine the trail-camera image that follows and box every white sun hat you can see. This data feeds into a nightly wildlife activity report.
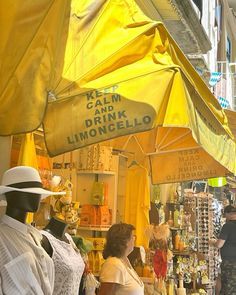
[0,166,66,198]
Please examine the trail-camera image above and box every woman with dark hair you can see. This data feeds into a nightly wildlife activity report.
[97,223,144,295]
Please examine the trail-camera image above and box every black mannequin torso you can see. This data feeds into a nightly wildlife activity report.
[42,217,69,257]
[43,217,69,241]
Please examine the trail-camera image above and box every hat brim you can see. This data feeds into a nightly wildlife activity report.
[0,186,66,199]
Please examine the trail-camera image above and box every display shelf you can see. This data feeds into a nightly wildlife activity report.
[77,159,119,225]
[173,250,194,256]
[140,277,155,284]
[79,225,110,232]
[51,168,78,201]
[77,170,116,175]
[170,227,187,231]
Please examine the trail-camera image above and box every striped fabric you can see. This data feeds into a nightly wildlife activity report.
[218,96,230,109]
[209,72,222,87]
[0,215,54,295]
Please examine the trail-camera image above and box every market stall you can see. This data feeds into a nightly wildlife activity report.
[0,1,235,182]
[1,1,236,294]
[10,134,231,295]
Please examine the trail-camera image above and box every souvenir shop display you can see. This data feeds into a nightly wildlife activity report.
[82,272,100,295]
[80,180,111,227]
[10,132,227,295]
[184,192,219,292]
[146,224,173,280]
[175,255,208,294]
[87,238,106,275]
[54,145,119,277]
[76,144,115,172]
[153,225,173,293]
[49,176,80,234]
[75,145,118,226]
[146,182,222,295]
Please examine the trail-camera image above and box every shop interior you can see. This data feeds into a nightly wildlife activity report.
[9,131,236,295]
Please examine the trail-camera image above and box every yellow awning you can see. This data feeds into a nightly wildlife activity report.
[0,0,71,134]
[225,109,236,139]
[0,0,235,183]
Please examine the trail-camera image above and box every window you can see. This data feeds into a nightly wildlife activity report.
[191,181,207,193]
[192,0,203,21]
[226,36,231,62]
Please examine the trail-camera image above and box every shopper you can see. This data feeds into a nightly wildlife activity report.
[214,205,235,295]
[97,223,144,295]
[210,205,236,295]
[224,204,236,221]
[0,166,65,294]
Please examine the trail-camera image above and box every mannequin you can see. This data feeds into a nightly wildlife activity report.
[0,166,68,295]
[41,217,69,257]
[44,217,69,240]
[5,191,41,222]
[0,166,65,295]
[1,191,55,295]
[41,217,85,295]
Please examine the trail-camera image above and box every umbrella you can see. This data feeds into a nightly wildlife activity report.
[225,109,236,139]
[0,0,235,184]
[0,0,71,134]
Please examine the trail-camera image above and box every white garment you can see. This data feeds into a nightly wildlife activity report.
[0,215,54,295]
[41,230,85,295]
[99,257,144,295]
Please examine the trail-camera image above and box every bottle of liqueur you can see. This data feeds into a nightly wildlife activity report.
[174,206,180,228]
[158,204,165,224]
[168,210,174,227]
[174,231,181,251]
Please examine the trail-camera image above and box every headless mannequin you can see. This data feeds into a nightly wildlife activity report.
[42,217,69,256]
[41,217,85,295]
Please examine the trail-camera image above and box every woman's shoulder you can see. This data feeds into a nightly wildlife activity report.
[104,256,124,267]
[100,257,126,277]
[106,256,121,262]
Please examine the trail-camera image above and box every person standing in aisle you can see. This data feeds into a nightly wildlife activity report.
[97,223,144,295]
[0,166,65,294]
[210,205,236,295]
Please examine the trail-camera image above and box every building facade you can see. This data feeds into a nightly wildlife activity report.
[136,0,236,109]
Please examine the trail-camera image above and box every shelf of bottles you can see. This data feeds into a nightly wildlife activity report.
[164,201,196,254]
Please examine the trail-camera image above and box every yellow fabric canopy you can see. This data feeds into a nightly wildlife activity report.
[17,133,38,170]
[0,0,235,183]
[0,0,71,134]
[225,109,236,139]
